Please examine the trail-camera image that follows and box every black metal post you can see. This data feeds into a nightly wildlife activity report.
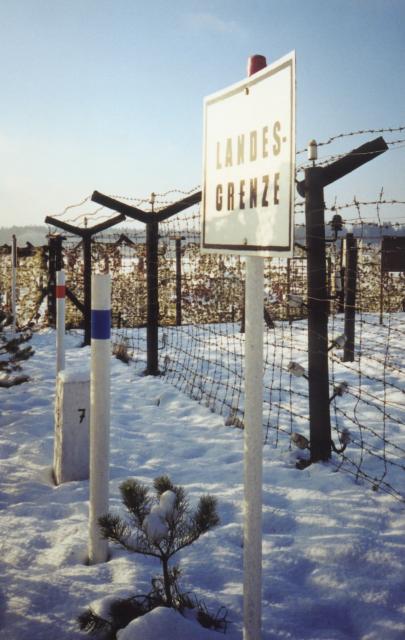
[175,238,182,326]
[83,235,92,346]
[286,258,291,322]
[305,166,332,462]
[240,281,245,333]
[146,221,159,375]
[327,255,332,315]
[342,234,357,362]
[337,264,345,314]
[379,260,384,326]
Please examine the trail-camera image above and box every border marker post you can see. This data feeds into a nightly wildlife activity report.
[242,53,267,640]
[56,270,66,374]
[201,52,295,640]
[88,273,111,564]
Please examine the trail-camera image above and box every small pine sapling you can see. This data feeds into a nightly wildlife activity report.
[98,475,220,608]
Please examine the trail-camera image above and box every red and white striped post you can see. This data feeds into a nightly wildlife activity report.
[243,54,267,640]
[56,270,66,374]
[88,273,111,564]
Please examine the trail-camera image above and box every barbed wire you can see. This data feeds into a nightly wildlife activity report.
[296,125,405,155]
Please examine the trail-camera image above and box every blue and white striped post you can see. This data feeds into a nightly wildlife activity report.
[56,270,66,375]
[88,273,111,564]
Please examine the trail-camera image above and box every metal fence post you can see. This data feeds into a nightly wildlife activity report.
[146,221,159,375]
[342,233,358,362]
[304,166,332,462]
[175,237,182,326]
[11,235,17,335]
[83,235,92,346]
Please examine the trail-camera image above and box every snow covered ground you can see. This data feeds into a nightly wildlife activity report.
[1,328,405,639]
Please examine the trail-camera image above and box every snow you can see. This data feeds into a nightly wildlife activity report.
[143,504,169,543]
[116,607,221,640]
[58,367,90,383]
[0,327,405,639]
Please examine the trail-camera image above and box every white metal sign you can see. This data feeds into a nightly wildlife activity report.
[202,51,295,257]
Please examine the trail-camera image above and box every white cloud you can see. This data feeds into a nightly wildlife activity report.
[186,11,247,37]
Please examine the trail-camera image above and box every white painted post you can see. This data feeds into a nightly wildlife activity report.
[56,270,66,374]
[243,54,266,640]
[11,234,17,336]
[244,255,264,640]
[88,273,111,564]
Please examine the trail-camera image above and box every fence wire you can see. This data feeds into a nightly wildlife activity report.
[2,196,405,502]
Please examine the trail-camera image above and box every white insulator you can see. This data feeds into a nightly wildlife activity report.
[308,139,318,161]
[288,361,306,377]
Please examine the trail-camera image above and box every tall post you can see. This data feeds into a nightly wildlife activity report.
[146,221,159,375]
[327,256,332,315]
[243,53,266,640]
[56,270,66,374]
[11,234,17,335]
[342,233,357,362]
[47,235,63,327]
[175,237,182,326]
[244,255,264,640]
[379,256,384,325]
[305,165,332,462]
[83,235,92,346]
[286,257,291,322]
[88,273,111,564]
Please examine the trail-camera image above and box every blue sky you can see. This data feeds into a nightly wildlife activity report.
[1,0,404,226]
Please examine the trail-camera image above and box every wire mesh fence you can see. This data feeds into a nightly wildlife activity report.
[2,120,405,501]
[2,197,405,501]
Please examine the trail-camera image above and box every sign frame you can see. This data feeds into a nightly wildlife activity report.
[201,51,295,257]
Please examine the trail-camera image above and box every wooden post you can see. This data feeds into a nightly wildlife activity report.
[343,233,358,362]
[304,165,332,462]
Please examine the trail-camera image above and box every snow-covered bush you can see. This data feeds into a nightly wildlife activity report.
[79,475,222,638]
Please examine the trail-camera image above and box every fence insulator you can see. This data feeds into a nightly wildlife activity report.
[329,381,349,403]
[291,432,310,450]
[331,427,351,454]
[335,381,349,396]
[331,213,343,237]
[286,293,305,308]
[308,139,318,162]
[339,427,351,447]
[328,334,346,351]
[264,293,278,305]
[288,361,307,378]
